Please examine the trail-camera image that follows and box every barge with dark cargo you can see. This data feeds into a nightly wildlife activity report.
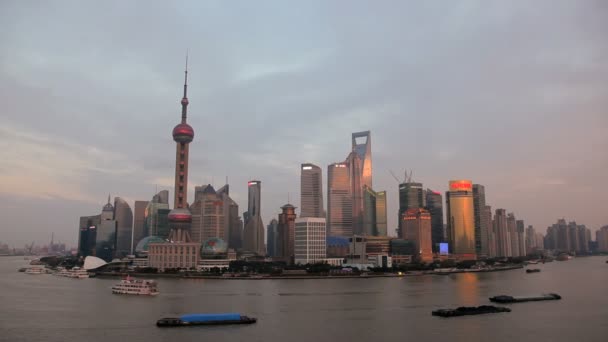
[156,313,257,327]
[432,305,511,317]
[489,293,561,303]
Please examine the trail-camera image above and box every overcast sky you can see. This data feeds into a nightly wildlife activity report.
[1,0,606,248]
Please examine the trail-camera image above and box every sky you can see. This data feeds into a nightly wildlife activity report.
[0,0,607,248]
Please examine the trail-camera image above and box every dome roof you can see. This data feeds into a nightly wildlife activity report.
[173,123,194,143]
[135,236,167,253]
[168,208,192,223]
[201,238,228,255]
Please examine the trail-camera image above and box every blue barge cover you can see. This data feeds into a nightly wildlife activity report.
[180,313,242,322]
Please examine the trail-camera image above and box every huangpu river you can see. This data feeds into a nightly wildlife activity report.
[1,256,607,342]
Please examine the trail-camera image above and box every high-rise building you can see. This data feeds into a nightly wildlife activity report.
[399,182,425,233]
[525,225,537,254]
[363,185,377,236]
[351,131,372,189]
[144,190,170,239]
[516,219,526,256]
[375,191,387,236]
[401,208,433,263]
[294,217,327,264]
[243,181,265,255]
[132,200,149,254]
[493,209,510,257]
[425,189,444,252]
[577,225,589,253]
[300,163,324,218]
[597,226,608,252]
[327,162,352,237]
[507,213,520,257]
[472,184,489,258]
[484,205,495,257]
[78,214,100,258]
[149,62,199,271]
[216,185,242,250]
[190,184,225,244]
[276,204,297,263]
[350,131,372,236]
[266,219,279,257]
[97,196,117,261]
[445,180,476,258]
[113,197,133,258]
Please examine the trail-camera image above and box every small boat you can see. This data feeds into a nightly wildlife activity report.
[18,267,27,272]
[112,276,159,296]
[156,313,257,327]
[432,306,510,317]
[25,266,47,275]
[526,269,541,273]
[489,293,561,303]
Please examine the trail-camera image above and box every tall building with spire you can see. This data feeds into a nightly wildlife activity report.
[243,181,265,255]
[149,59,200,271]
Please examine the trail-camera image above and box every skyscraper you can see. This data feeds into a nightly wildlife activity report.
[216,184,242,250]
[294,217,327,264]
[525,225,537,254]
[277,204,297,263]
[362,185,377,236]
[445,180,475,258]
[350,131,372,235]
[113,197,133,258]
[494,209,511,257]
[375,191,387,236]
[401,208,433,263]
[266,219,278,257]
[149,60,200,271]
[484,205,495,257]
[78,214,100,258]
[190,185,225,244]
[425,189,444,252]
[132,200,149,254]
[472,184,488,258]
[300,163,324,218]
[243,181,265,255]
[516,219,526,256]
[399,182,425,233]
[97,195,117,261]
[327,162,352,237]
[352,131,372,189]
[507,213,520,257]
[144,190,170,239]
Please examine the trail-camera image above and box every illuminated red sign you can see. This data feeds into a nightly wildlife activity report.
[449,180,472,191]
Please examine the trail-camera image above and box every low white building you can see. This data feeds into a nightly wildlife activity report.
[294,217,326,264]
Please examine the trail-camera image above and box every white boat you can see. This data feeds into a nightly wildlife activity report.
[112,276,159,296]
[25,266,46,275]
[67,267,89,279]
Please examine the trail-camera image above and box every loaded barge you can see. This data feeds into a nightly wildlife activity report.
[157,313,257,327]
[432,305,511,317]
[489,293,561,303]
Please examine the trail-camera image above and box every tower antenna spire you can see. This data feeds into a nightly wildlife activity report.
[181,51,189,122]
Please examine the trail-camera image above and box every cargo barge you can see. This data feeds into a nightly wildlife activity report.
[489,293,561,303]
[156,313,257,327]
[432,305,511,317]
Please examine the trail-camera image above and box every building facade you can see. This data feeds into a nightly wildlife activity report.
[300,163,325,218]
[294,218,327,264]
[113,197,133,258]
[266,219,279,257]
[327,162,352,237]
[472,184,489,258]
[445,180,476,258]
[276,204,297,262]
[425,189,444,252]
[132,200,149,254]
[190,184,225,244]
[243,181,265,255]
[401,208,433,263]
[399,182,425,233]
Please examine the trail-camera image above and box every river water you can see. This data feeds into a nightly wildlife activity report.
[1,256,606,342]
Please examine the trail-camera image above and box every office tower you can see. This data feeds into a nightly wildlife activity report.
[243,181,265,255]
[350,131,372,235]
[190,184,225,244]
[277,204,297,262]
[132,200,149,254]
[425,189,444,252]
[266,219,279,257]
[493,209,511,257]
[525,225,537,254]
[113,197,133,258]
[363,185,377,236]
[294,217,327,264]
[472,184,489,258]
[327,162,352,237]
[95,195,117,261]
[149,62,200,271]
[597,226,608,252]
[216,184,242,250]
[401,208,433,263]
[78,214,101,258]
[352,131,372,189]
[567,221,579,253]
[484,205,495,257]
[516,220,526,256]
[300,163,324,218]
[375,191,387,236]
[399,182,425,234]
[577,225,589,253]
[552,219,569,251]
[144,191,171,239]
[445,180,476,258]
[507,213,520,257]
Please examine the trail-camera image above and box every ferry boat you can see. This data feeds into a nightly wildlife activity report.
[112,276,159,296]
[54,267,71,277]
[156,313,257,327]
[25,266,47,275]
[67,267,89,279]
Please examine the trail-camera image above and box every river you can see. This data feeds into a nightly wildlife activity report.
[1,256,606,342]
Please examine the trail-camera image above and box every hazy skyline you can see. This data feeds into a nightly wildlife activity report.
[1,1,606,247]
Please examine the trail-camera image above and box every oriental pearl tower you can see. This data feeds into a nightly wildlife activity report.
[167,57,194,242]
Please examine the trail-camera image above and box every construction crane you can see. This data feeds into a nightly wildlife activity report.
[389,169,414,184]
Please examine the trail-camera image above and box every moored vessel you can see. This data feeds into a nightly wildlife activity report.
[112,276,159,296]
[526,268,541,273]
[432,306,510,317]
[489,293,561,303]
[156,313,257,327]
[25,266,47,275]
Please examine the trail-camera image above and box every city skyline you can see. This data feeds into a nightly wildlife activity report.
[1,1,607,246]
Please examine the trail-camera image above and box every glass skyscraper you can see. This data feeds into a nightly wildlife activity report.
[243,181,265,255]
[300,163,325,218]
[446,180,476,258]
[327,162,352,237]
[425,189,444,252]
[472,184,488,258]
